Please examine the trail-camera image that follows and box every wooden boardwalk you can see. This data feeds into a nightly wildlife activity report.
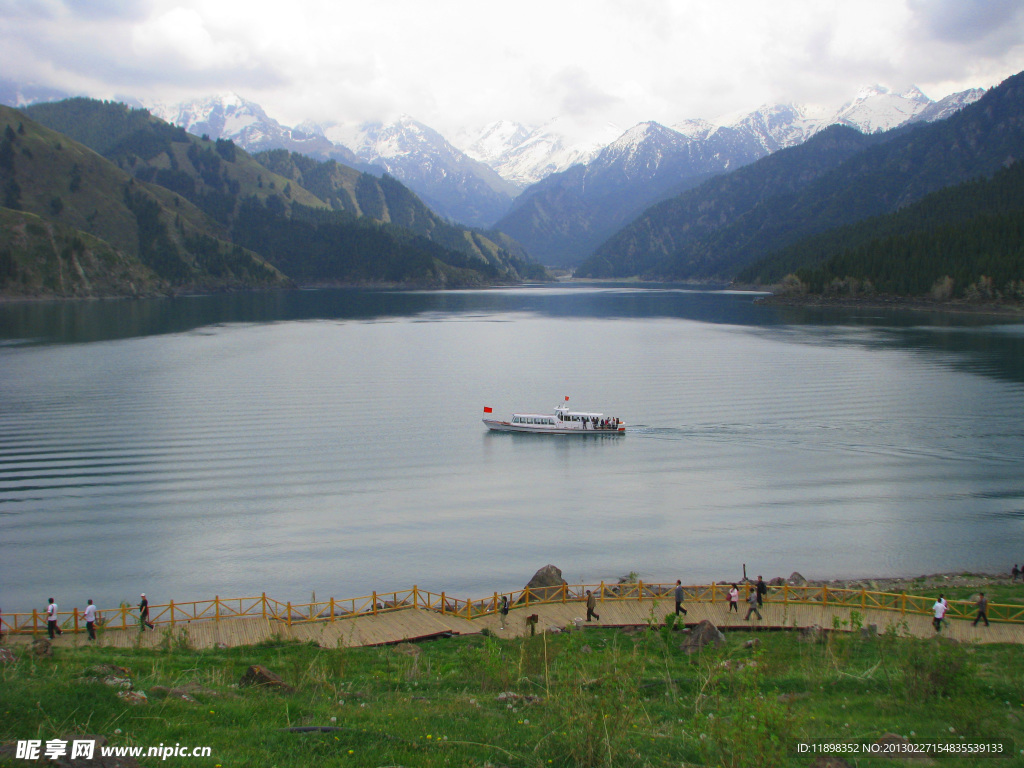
[6,597,1020,651]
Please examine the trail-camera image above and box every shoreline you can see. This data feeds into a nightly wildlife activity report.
[0,572,1014,618]
[754,292,1024,319]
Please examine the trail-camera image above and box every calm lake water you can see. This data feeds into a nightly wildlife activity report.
[2,285,1024,614]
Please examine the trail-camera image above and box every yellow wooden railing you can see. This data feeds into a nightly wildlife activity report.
[1,583,1016,636]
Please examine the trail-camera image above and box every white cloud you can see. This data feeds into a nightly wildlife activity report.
[2,0,1024,137]
[131,7,249,70]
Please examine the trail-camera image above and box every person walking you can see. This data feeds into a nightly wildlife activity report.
[1013,564,1020,582]
[973,592,990,627]
[585,590,600,622]
[728,584,739,613]
[138,593,154,631]
[499,595,509,630]
[932,594,947,632]
[83,599,97,641]
[744,586,762,621]
[45,597,63,639]
[674,580,688,616]
[755,576,767,607]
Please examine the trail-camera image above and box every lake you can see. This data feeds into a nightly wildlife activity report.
[2,285,1023,614]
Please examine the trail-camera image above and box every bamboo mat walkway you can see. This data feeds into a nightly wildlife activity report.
[5,598,1019,651]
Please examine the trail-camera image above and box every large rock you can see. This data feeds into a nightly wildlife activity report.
[239,664,295,693]
[32,638,52,657]
[680,619,726,654]
[521,564,568,603]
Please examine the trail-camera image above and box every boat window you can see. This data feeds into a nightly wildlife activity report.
[512,416,519,423]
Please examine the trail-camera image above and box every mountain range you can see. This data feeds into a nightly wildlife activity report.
[495,86,984,266]
[576,71,1024,282]
[0,99,545,298]
[138,84,981,256]
[1,72,1012,303]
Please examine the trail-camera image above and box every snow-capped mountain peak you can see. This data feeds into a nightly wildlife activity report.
[834,84,932,133]
[455,119,533,165]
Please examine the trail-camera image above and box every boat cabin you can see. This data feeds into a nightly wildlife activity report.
[511,415,557,426]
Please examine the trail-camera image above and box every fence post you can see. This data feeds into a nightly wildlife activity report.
[901,592,906,615]
[441,591,446,615]
[32,609,39,635]
[372,592,377,617]
[170,600,175,627]
[561,584,566,604]
[413,585,418,609]
[262,592,267,620]
[467,600,472,620]
[861,589,866,609]
[121,605,127,631]
[525,589,530,607]
[330,597,335,622]
[287,602,292,627]
[73,608,79,633]
[600,581,605,603]
[215,595,220,622]
[638,580,643,601]
[711,582,716,603]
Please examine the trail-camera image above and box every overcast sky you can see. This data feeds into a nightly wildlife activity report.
[3,0,1024,140]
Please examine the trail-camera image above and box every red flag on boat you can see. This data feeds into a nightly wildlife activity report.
[483,406,493,413]
[564,395,569,402]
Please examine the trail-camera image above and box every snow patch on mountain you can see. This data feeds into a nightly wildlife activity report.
[146,92,354,162]
[831,84,932,133]
[455,117,622,188]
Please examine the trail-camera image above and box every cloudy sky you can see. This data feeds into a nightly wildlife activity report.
[3,0,1024,140]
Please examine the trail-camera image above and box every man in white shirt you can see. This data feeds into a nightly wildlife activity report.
[932,595,947,632]
[45,597,63,639]
[83,599,97,641]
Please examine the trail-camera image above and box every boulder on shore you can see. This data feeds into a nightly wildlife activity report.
[680,619,726,654]
[32,638,52,657]
[239,664,295,693]
[520,564,568,603]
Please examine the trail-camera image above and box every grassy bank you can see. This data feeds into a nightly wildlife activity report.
[3,617,1024,768]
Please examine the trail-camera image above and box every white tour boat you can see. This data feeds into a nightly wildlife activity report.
[482,398,625,435]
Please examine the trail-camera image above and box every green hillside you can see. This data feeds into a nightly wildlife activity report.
[253,149,547,281]
[575,125,883,278]
[580,69,1024,282]
[0,208,162,297]
[736,159,1024,301]
[0,107,287,297]
[19,99,548,292]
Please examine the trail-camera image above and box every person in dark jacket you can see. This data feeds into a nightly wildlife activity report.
[674,580,688,616]
[138,593,154,631]
[744,586,762,620]
[973,593,989,627]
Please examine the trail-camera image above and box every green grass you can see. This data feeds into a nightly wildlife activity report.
[2,625,1024,767]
